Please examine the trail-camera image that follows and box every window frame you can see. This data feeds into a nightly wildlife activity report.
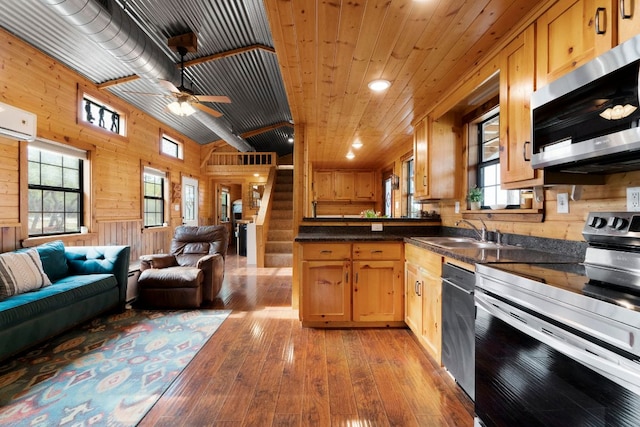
[77,85,128,140]
[160,131,184,160]
[27,141,87,237]
[142,166,168,228]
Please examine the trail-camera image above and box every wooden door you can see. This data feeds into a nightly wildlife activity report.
[354,171,375,200]
[404,261,422,335]
[314,171,334,201]
[301,260,351,322]
[334,171,354,200]
[536,0,614,87]
[352,260,403,322]
[500,25,539,186]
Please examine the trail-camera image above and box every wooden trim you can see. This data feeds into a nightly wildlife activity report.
[96,75,140,89]
[301,321,406,328]
[462,209,544,222]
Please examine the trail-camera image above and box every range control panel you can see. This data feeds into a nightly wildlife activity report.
[583,212,640,245]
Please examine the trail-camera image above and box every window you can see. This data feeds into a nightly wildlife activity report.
[143,168,166,227]
[477,113,519,207]
[220,188,230,222]
[28,142,86,236]
[81,94,125,136]
[161,134,184,160]
[404,158,420,218]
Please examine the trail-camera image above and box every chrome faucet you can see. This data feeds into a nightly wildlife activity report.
[455,218,488,242]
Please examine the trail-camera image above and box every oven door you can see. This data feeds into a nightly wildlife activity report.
[475,289,640,427]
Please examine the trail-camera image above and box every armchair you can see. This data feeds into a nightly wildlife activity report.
[138,225,229,308]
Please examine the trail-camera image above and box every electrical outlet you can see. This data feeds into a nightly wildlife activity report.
[627,187,640,211]
[557,193,569,214]
[455,201,460,214]
[371,223,383,232]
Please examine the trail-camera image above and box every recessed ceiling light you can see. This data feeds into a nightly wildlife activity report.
[346,151,355,160]
[368,79,391,92]
[253,173,259,177]
[287,136,294,143]
[352,140,363,149]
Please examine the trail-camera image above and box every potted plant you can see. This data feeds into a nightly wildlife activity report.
[468,186,482,210]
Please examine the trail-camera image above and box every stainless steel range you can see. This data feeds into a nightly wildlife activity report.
[475,212,640,427]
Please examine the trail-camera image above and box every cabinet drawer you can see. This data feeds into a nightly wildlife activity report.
[353,243,402,260]
[302,243,351,260]
[405,244,442,273]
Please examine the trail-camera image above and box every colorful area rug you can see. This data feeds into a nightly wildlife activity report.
[0,308,230,426]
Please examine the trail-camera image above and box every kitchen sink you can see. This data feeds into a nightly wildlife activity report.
[411,236,522,250]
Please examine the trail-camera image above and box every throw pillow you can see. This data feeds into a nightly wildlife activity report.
[34,240,69,282]
[0,249,52,301]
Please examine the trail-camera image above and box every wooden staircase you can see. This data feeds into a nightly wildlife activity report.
[265,169,293,267]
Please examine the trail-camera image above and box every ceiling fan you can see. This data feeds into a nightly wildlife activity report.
[127,34,231,118]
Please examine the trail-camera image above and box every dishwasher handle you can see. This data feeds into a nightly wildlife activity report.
[442,277,474,295]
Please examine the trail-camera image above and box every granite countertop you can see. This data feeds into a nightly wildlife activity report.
[404,237,584,265]
[295,233,408,242]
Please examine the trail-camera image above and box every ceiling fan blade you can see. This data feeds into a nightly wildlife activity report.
[158,79,180,93]
[196,95,232,103]
[193,102,223,118]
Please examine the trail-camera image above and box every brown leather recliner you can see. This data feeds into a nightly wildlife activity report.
[138,225,229,307]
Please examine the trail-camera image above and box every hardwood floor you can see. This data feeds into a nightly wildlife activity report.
[139,253,474,427]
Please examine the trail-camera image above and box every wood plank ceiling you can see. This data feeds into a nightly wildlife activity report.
[264,0,542,169]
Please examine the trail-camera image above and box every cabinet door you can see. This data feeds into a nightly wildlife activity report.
[618,0,640,44]
[354,171,375,200]
[429,113,460,199]
[334,171,355,200]
[536,0,614,87]
[421,270,442,365]
[353,260,403,322]
[500,25,539,186]
[302,260,351,322]
[314,171,334,201]
[404,261,422,335]
[413,119,429,199]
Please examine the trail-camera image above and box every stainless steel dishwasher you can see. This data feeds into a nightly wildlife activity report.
[442,263,475,400]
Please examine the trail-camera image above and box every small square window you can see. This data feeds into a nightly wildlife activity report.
[161,135,184,160]
[81,95,125,136]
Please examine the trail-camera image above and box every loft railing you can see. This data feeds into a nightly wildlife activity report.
[202,151,277,169]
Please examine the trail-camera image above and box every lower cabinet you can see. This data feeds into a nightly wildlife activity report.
[405,244,443,364]
[300,241,404,327]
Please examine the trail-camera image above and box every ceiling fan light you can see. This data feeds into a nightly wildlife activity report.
[368,79,391,92]
[600,104,637,120]
[168,100,196,116]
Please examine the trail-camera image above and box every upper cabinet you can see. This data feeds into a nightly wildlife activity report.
[536,0,610,86]
[413,113,460,200]
[500,25,540,188]
[313,170,376,202]
[618,0,640,44]
[536,0,640,87]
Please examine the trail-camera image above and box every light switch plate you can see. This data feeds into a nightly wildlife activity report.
[371,223,383,232]
[557,193,569,214]
[455,201,460,214]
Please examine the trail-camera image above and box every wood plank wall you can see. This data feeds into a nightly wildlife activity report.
[0,29,207,260]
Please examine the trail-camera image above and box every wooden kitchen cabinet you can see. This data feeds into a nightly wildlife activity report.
[314,170,334,201]
[536,0,615,87]
[352,243,404,322]
[413,113,460,200]
[300,242,404,327]
[301,243,351,322]
[500,24,540,188]
[312,170,376,202]
[618,0,640,44]
[404,244,443,364]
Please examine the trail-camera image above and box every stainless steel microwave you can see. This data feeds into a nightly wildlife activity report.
[531,34,640,175]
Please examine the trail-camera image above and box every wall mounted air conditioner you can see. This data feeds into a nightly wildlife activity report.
[0,102,36,142]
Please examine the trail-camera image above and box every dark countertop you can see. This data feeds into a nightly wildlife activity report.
[295,233,408,242]
[404,237,584,265]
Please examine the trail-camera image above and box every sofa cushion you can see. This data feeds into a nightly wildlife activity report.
[0,249,51,301]
[34,240,70,282]
[0,273,116,329]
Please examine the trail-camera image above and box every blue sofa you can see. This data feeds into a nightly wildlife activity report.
[0,241,130,362]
